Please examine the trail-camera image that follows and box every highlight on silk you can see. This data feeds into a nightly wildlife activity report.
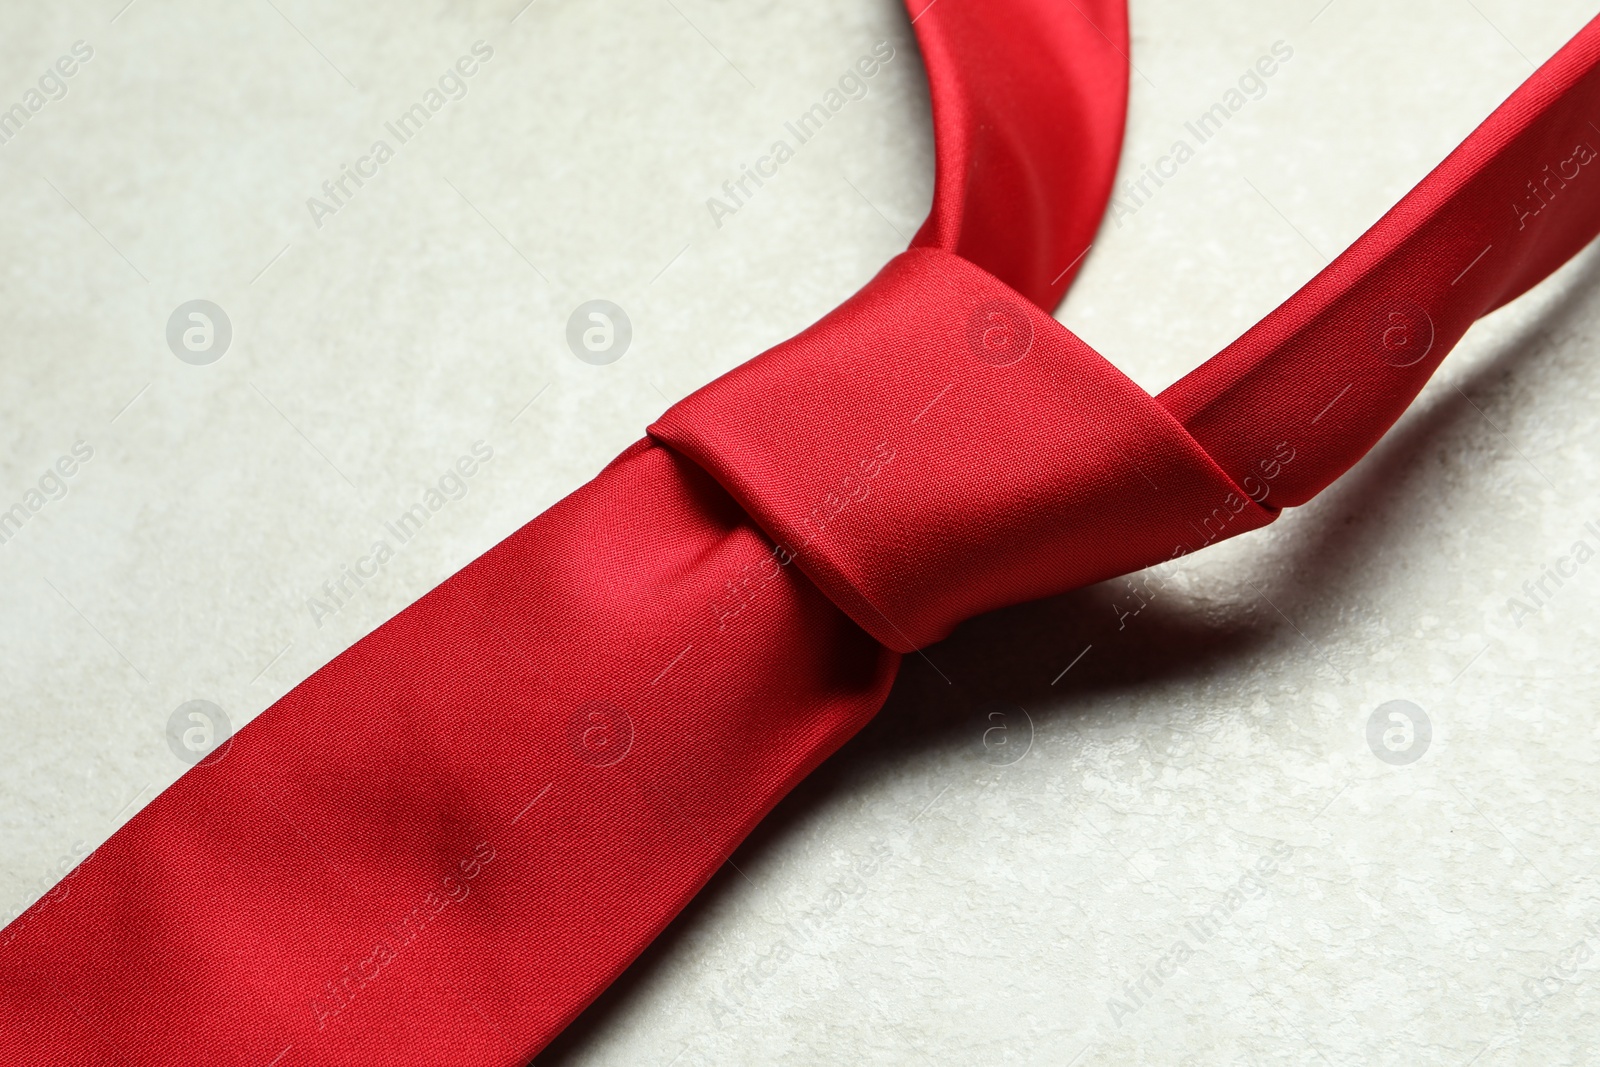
[4,1,1600,1065]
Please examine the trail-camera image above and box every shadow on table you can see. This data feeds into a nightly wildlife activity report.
[533,245,1600,1065]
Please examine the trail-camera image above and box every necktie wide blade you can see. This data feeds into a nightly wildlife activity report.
[6,4,1600,1064]
[3,439,899,1063]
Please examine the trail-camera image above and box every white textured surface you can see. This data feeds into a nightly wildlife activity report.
[2,1,1599,1064]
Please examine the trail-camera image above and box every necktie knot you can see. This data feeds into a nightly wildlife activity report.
[652,247,1276,651]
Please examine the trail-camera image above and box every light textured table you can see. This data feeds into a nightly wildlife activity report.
[3,1,1599,1063]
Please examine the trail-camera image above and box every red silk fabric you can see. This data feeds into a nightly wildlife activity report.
[6,3,1600,1063]
[651,247,1274,651]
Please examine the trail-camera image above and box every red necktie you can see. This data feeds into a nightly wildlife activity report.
[7,3,1600,1063]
